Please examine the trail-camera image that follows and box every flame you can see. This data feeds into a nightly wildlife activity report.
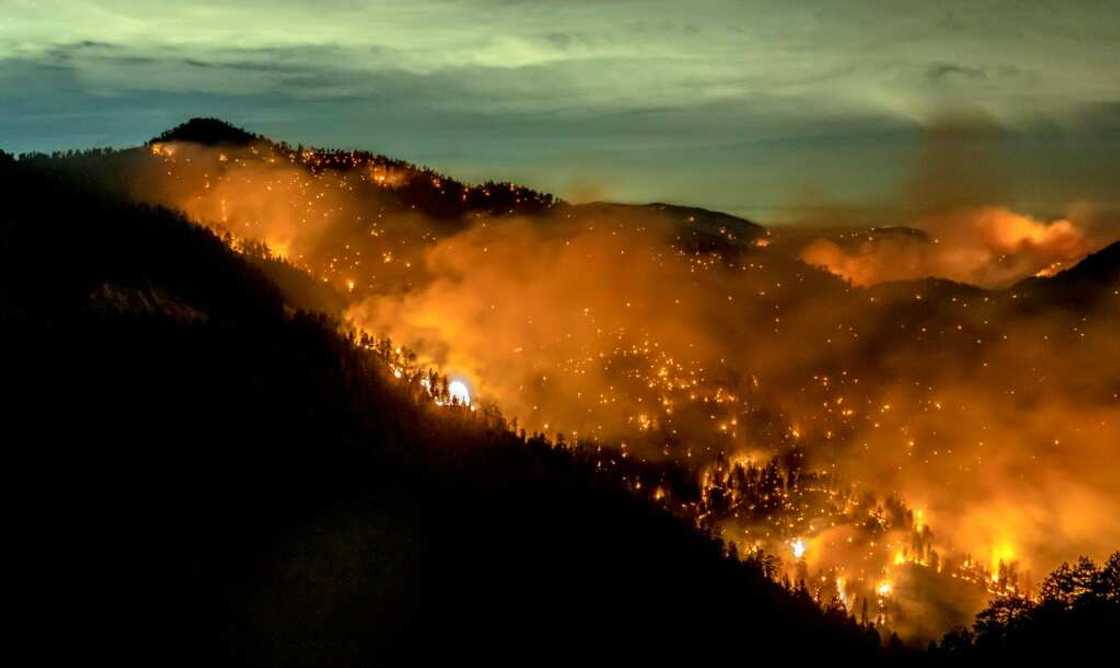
[791,538,806,560]
[448,380,471,406]
[991,543,1016,582]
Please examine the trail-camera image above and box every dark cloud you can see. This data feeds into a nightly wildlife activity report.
[44,40,120,62]
[74,40,118,50]
[927,62,987,83]
[542,32,573,49]
[183,58,296,73]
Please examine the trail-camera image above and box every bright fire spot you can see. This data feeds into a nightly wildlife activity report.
[268,240,290,260]
[791,538,806,560]
[877,581,893,597]
[448,380,471,406]
[991,543,1016,581]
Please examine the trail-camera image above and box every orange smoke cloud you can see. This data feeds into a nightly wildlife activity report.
[801,206,1101,288]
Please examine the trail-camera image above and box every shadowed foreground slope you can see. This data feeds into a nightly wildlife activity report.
[1,155,878,663]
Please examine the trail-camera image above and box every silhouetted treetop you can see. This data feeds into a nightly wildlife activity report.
[930,552,1120,657]
[151,117,260,147]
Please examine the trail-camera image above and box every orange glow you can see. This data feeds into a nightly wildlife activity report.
[122,132,1120,642]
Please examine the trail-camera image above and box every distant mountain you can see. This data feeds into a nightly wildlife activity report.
[574,201,766,257]
[1041,240,1118,287]
[1013,241,1120,310]
[819,225,932,251]
[580,201,764,236]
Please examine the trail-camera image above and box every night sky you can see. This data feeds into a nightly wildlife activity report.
[2,0,1117,220]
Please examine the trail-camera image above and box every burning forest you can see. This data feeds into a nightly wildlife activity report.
[11,115,1111,645]
[3,3,1118,658]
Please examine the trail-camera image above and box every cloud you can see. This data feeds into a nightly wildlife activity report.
[926,63,987,83]
[1,1,1117,215]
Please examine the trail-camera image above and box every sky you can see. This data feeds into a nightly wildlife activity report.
[1,0,1117,220]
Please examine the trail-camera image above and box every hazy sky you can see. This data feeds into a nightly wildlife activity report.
[2,0,1117,220]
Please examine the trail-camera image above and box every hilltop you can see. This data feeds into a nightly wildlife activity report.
[152,117,261,146]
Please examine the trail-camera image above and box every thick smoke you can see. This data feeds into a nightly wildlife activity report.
[345,210,774,441]
[800,205,1105,287]
[125,131,1119,641]
[796,116,1118,288]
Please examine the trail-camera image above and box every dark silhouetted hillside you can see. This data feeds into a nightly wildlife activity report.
[1013,241,1120,310]
[2,149,879,665]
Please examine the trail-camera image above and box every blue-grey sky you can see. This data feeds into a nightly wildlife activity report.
[1,0,1117,220]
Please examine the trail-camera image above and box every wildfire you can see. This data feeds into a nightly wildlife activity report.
[448,380,471,406]
[125,131,1120,642]
[991,543,1016,582]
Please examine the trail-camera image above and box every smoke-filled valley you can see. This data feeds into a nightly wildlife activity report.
[14,117,1113,645]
